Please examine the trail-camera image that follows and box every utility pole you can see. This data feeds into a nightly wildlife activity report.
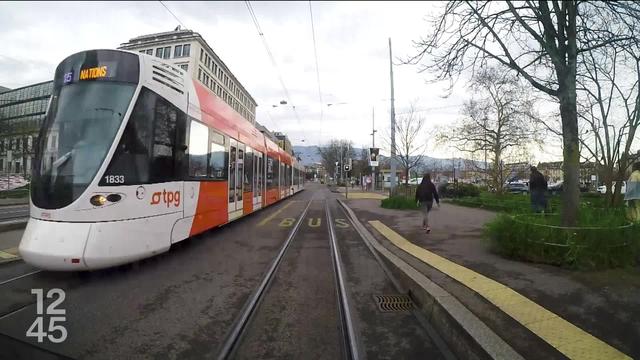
[371,107,377,191]
[389,38,397,195]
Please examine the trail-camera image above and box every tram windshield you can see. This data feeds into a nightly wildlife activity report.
[31,81,136,209]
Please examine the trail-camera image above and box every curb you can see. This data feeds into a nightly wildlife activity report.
[0,218,28,232]
[338,199,523,360]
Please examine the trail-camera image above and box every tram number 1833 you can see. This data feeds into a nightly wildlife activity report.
[104,175,125,184]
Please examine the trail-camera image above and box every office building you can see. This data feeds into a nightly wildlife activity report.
[0,81,53,176]
[118,27,258,123]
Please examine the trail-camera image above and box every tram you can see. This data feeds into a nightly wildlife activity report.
[19,49,304,271]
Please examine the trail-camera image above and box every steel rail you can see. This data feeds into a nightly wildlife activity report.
[216,198,313,360]
[325,201,360,360]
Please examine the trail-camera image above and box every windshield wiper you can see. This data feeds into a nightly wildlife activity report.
[52,150,73,169]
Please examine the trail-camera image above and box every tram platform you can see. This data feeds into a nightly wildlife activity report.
[341,197,639,359]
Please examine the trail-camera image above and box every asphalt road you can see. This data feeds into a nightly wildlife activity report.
[0,205,29,222]
[0,184,449,359]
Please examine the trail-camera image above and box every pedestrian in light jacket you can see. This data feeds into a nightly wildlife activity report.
[415,173,440,234]
[625,162,640,222]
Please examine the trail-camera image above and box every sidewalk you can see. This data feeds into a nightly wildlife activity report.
[0,197,28,206]
[0,229,23,264]
[335,186,388,200]
[344,198,639,359]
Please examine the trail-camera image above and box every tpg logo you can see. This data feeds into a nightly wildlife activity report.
[150,190,181,208]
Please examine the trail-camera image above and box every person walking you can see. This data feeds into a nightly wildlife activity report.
[529,166,548,213]
[415,173,440,233]
[625,162,640,222]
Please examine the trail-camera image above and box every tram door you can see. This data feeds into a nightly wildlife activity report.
[228,139,243,217]
[254,151,262,209]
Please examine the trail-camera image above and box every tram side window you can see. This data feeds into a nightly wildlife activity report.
[152,98,178,180]
[244,151,253,192]
[208,132,227,180]
[101,87,186,185]
[266,157,274,189]
[188,120,208,177]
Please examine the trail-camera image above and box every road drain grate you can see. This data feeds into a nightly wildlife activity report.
[373,295,414,312]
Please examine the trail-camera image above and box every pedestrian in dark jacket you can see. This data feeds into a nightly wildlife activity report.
[529,166,548,213]
[415,173,440,233]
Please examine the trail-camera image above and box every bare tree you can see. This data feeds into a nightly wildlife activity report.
[317,139,355,180]
[385,102,427,186]
[438,68,540,193]
[575,44,640,206]
[406,1,640,225]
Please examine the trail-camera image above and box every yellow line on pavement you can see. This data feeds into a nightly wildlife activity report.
[343,192,388,200]
[257,201,295,227]
[0,247,19,260]
[368,220,631,360]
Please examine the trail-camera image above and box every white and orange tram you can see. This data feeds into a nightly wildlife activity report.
[19,49,304,271]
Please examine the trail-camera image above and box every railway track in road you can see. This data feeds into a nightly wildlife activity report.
[217,197,360,360]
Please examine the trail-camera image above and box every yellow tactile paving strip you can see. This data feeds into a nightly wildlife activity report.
[368,220,631,360]
[343,192,388,200]
[0,247,19,261]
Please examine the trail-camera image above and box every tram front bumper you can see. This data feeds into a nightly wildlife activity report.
[19,218,91,271]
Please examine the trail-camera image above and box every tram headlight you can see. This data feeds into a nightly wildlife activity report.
[90,195,107,206]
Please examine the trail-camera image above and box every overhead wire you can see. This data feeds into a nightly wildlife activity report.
[244,1,303,128]
[158,1,188,29]
[308,1,324,145]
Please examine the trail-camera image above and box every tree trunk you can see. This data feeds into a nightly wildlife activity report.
[558,84,580,226]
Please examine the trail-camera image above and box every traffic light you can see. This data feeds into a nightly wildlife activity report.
[344,164,351,172]
[369,148,379,167]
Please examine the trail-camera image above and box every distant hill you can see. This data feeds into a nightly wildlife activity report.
[293,145,485,170]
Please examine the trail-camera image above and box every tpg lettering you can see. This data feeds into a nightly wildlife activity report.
[150,190,180,207]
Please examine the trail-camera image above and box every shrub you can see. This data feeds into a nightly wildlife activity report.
[439,182,480,198]
[391,184,418,199]
[381,196,420,210]
[484,209,640,270]
[0,184,29,199]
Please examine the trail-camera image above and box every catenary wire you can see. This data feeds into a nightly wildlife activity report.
[158,1,188,30]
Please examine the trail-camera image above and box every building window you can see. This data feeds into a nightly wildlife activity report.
[139,50,146,53]
[174,45,183,58]
[183,44,190,57]
[200,48,204,62]
[198,68,202,81]
[180,64,188,71]
[155,48,163,58]
[146,49,153,55]
[163,46,171,59]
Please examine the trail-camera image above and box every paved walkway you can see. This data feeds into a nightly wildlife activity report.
[335,187,388,200]
[345,198,639,359]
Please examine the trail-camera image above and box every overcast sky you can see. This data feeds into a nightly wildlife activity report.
[0,1,565,161]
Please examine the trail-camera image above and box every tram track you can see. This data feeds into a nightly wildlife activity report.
[217,197,359,360]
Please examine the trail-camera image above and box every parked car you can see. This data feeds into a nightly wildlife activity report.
[598,181,626,194]
[506,182,529,194]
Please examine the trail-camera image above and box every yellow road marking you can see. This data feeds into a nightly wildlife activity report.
[257,201,295,226]
[0,247,19,260]
[368,220,631,360]
[344,192,388,200]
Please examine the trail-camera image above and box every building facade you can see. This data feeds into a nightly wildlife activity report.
[118,27,258,123]
[0,81,53,176]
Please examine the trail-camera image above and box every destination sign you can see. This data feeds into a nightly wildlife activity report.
[79,66,109,80]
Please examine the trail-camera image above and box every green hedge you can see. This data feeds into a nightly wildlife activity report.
[0,185,30,199]
[381,196,420,210]
[484,209,640,270]
[439,183,481,198]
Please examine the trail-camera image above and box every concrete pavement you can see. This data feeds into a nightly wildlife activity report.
[344,198,639,359]
[0,183,451,359]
